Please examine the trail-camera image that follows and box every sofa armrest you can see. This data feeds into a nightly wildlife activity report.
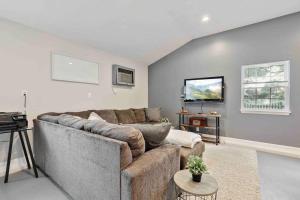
[121,144,180,200]
[33,119,131,200]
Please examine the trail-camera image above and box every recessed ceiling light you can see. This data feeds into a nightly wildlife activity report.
[69,62,73,65]
[202,15,210,22]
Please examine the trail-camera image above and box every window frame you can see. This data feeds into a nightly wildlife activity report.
[241,61,291,115]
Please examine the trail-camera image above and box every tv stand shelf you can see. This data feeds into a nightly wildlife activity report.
[180,124,217,130]
[176,112,220,145]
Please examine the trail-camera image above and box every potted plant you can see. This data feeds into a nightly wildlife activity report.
[187,155,207,182]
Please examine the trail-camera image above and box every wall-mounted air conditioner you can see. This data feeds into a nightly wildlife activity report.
[112,65,135,86]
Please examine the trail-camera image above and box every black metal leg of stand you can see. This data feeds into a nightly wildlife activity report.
[218,117,220,144]
[216,117,218,145]
[4,131,14,183]
[215,117,219,145]
[219,118,220,144]
[178,114,181,129]
[23,130,38,178]
[18,131,31,169]
[216,117,220,145]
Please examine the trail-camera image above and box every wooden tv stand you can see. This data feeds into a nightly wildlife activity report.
[176,112,220,145]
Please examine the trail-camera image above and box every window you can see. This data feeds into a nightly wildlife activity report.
[241,61,290,115]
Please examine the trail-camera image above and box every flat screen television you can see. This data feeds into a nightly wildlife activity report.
[184,76,224,102]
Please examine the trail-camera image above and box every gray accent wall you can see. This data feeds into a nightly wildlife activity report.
[149,12,300,147]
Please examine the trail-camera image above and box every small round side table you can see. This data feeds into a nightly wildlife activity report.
[174,170,218,200]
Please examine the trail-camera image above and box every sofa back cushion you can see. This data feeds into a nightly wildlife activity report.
[58,114,89,130]
[38,111,91,120]
[91,110,118,124]
[132,108,146,123]
[84,120,145,157]
[145,108,161,122]
[38,114,60,124]
[115,109,137,124]
[65,111,91,119]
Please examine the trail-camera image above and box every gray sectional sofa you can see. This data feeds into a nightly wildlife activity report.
[34,108,205,200]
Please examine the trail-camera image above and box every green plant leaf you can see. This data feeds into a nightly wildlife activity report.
[187,155,207,175]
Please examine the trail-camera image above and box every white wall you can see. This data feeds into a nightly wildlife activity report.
[0,18,148,162]
[0,18,148,119]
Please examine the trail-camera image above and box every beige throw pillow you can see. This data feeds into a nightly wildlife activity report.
[145,107,161,122]
[88,112,107,123]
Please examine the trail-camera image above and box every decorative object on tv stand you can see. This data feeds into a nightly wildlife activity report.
[112,64,135,86]
[189,117,207,128]
[187,155,207,182]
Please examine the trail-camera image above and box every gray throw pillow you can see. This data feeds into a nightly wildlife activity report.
[145,107,161,122]
[84,120,145,157]
[126,123,171,150]
[39,115,60,124]
[58,114,89,130]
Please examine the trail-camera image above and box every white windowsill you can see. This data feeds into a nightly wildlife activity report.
[240,109,291,116]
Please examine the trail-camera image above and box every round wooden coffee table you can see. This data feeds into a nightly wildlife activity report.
[174,170,218,200]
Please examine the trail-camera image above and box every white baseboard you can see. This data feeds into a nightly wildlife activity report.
[202,134,300,159]
[0,157,27,177]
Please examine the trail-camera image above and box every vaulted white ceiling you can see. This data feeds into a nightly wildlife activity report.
[0,0,300,64]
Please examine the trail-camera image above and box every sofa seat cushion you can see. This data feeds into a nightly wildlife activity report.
[132,108,146,123]
[126,123,172,150]
[115,109,137,124]
[84,120,145,157]
[180,141,205,169]
[91,109,118,124]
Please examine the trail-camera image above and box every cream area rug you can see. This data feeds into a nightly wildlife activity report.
[203,144,261,200]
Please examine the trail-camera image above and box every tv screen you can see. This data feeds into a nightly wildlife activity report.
[184,76,224,102]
